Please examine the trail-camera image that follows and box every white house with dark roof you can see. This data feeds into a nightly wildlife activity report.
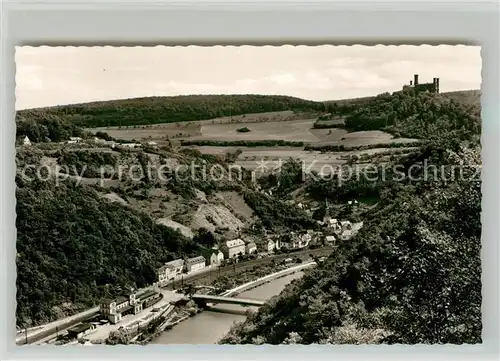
[203,249,224,265]
[220,238,246,259]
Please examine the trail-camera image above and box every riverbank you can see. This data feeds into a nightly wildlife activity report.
[150,262,316,344]
[220,261,315,297]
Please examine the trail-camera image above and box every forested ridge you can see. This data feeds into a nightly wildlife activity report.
[326,89,481,141]
[15,153,202,326]
[14,89,482,339]
[16,94,324,128]
[219,90,482,345]
[220,141,482,345]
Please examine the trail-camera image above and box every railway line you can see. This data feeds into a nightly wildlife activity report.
[162,246,334,290]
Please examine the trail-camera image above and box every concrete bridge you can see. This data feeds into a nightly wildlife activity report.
[191,294,265,307]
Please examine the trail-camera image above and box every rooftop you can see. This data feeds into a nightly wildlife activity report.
[156,265,168,274]
[165,259,184,268]
[115,296,128,305]
[119,304,134,314]
[225,238,245,248]
[186,256,206,264]
[136,289,157,300]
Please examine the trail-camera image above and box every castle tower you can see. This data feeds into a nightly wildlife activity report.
[414,74,419,86]
[435,78,440,93]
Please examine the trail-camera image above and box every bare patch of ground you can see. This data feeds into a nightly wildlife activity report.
[216,191,255,220]
[156,218,194,239]
[189,203,244,233]
[101,192,129,207]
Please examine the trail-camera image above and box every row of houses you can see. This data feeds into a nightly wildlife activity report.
[262,219,356,252]
[64,136,159,149]
[156,239,258,286]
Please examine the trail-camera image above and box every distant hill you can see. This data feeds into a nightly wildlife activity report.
[15,90,481,143]
[324,89,481,108]
[323,89,481,142]
[16,94,324,129]
[440,90,481,107]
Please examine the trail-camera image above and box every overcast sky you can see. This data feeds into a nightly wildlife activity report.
[15,45,481,110]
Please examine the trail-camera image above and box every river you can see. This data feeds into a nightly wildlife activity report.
[151,271,304,344]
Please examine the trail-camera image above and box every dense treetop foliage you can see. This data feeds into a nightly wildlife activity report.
[16,113,87,143]
[15,89,482,341]
[220,143,481,344]
[327,90,481,141]
[243,190,316,232]
[16,94,324,128]
[15,160,200,326]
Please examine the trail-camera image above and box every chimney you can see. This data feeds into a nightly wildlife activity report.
[414,74,419,86]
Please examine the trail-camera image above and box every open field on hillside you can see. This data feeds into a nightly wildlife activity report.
[188,118,319,142]
[88,110,420,149]
[189,145,419,173]
[87,111,298,141]
[310,129,420,146]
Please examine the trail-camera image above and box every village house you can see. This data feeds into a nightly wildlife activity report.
[325,235,336,246]
[165,259,184,276]
[220,238,246,259]
[156,265,169,286]
[146,141,159,148]
[328,218,343,234]
[280,231,311,251]
[299,232,312,248]
[184,256,206,273]
[103,140,117,148]
[203,249,224,266]
[135,289,161,309]
[266,239,276,252]
[22,136,31,146]
[341,220,352,232]
[119,143,142,149]
[100,294,135,324]
[67,137,83,144]
[92,137,108,144]
[67,323,96,340]
[281,233,301,250]
[309,230,323,245]
[245,241,257,254]
[156,259,185,285]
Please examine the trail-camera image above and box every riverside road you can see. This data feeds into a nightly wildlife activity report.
[162,246,334,290]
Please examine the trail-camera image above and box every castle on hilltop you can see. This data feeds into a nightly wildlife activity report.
[402,74,440,94]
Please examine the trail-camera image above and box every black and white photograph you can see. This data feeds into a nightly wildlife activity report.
[14,45,482,346]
